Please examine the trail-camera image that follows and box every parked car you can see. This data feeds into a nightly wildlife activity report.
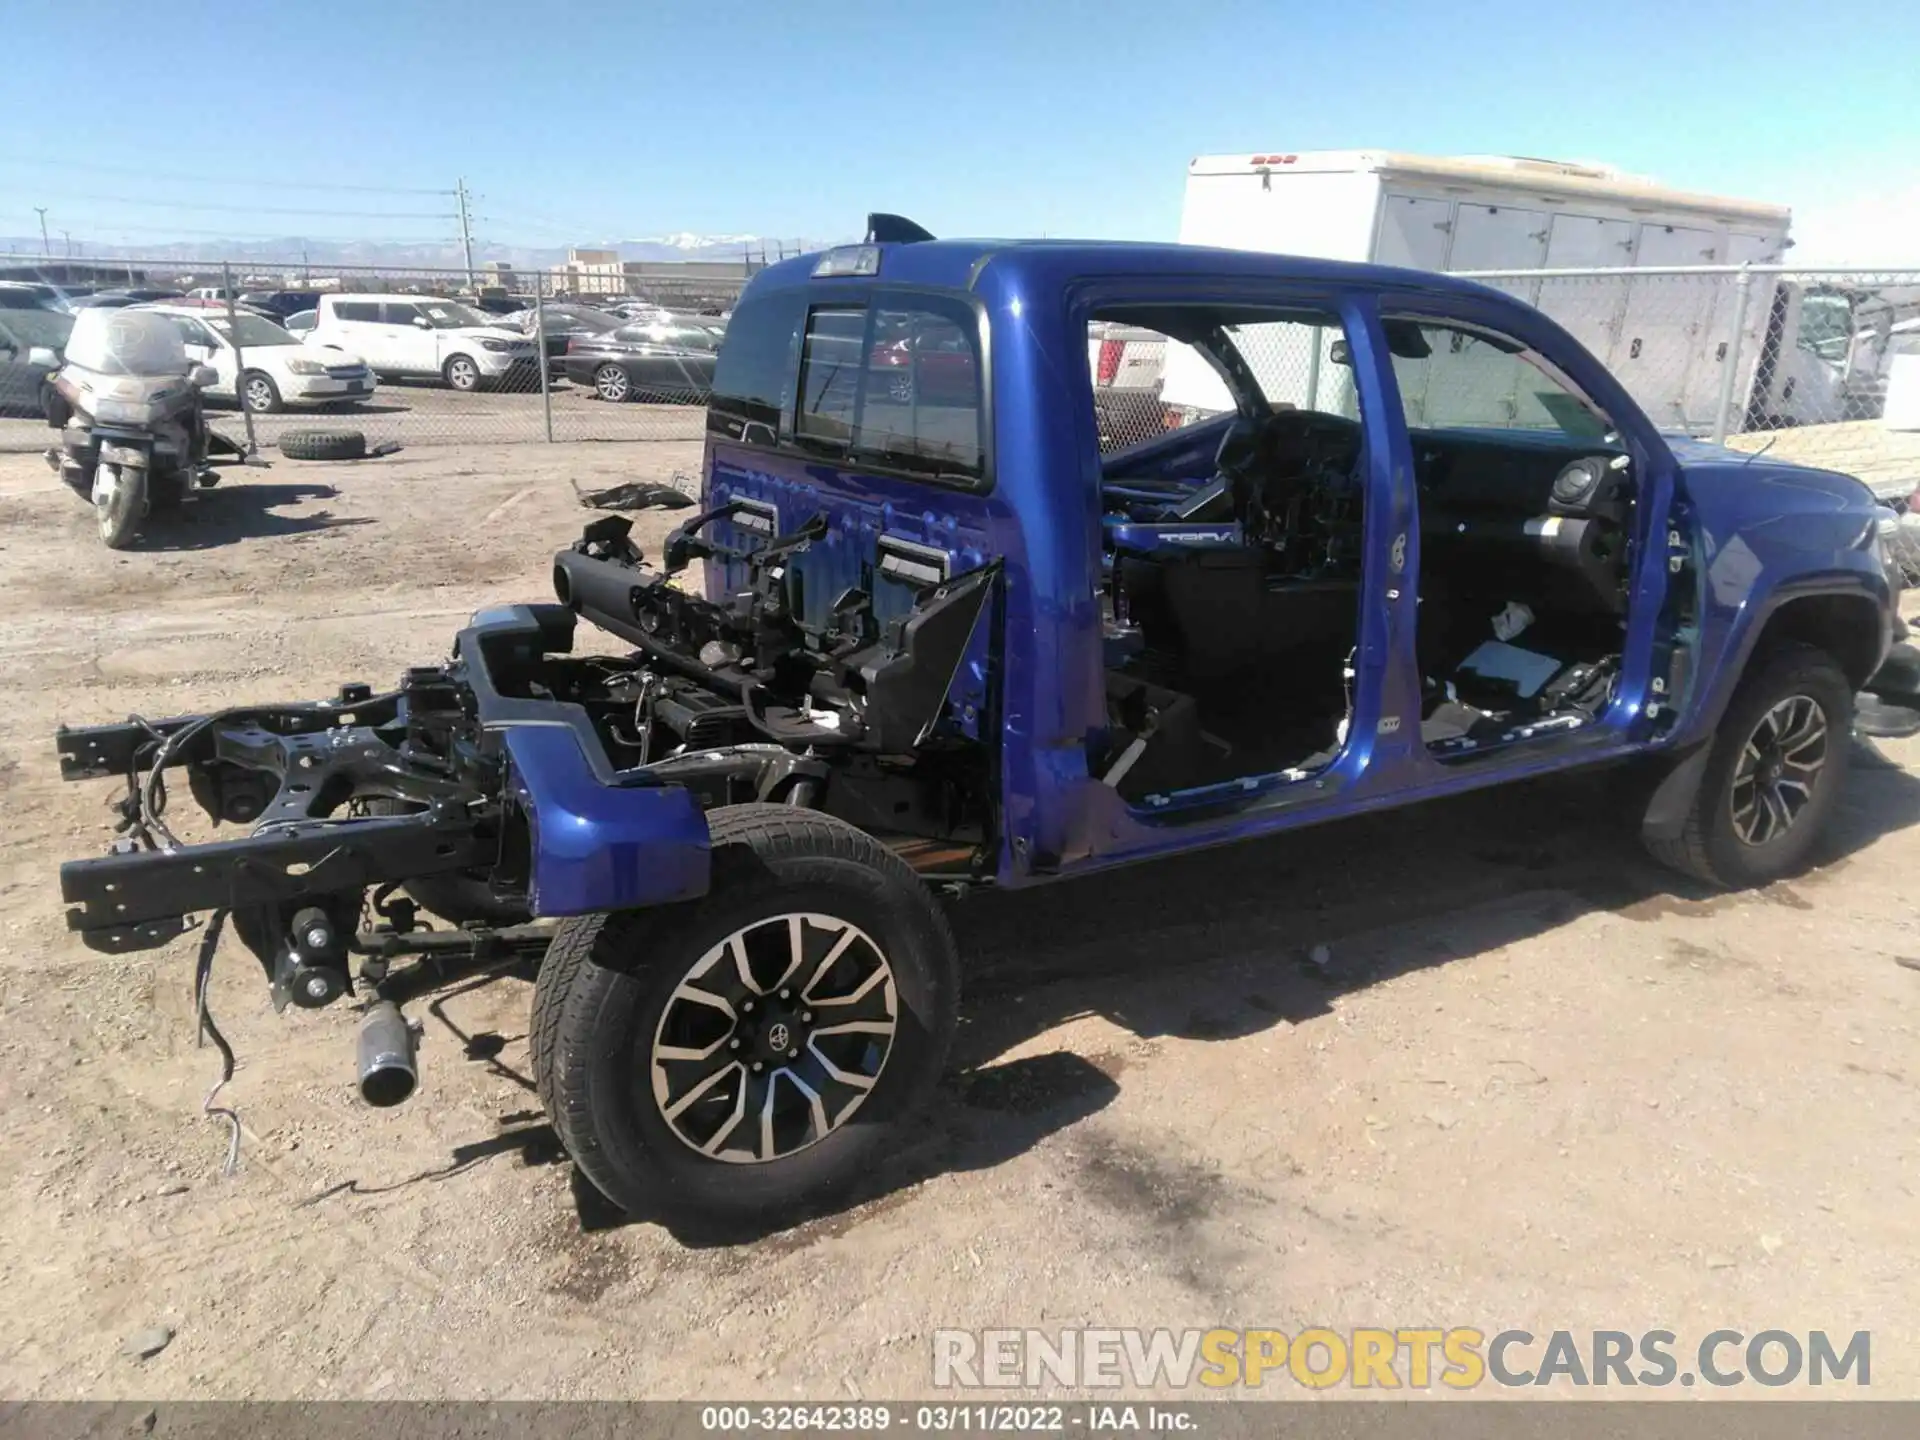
[304,294,539,391]
[75,288,186,309]
[283,309,317,336]
[185,286,231,302]
[0,305,72,414]
[237,290,323,322]
[1087,320,1182,451]
[559,319,721,403]
[868,310,979,406]
[50,225,1916,1232]
[493,303,621,373]
[0,281,74,313]
[602,301,676,324]
[139,304,376,412]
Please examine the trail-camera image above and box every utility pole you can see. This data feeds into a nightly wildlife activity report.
[455,178,476,290]
[34,208,50,257]
[61,231,72,258]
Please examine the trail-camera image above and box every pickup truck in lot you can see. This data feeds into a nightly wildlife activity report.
[53,216,1920,1228]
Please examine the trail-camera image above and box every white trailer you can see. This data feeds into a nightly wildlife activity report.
[1164,150,1843,436]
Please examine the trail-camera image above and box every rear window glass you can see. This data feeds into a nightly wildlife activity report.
[855,305,982,476]
[796,308,866,445]
[708,291,805,444]
[792,296,984,482]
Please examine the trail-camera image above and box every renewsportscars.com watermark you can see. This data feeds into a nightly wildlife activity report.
[933,1328,1872,1391]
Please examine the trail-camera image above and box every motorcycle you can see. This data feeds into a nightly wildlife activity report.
[43,308,237,548]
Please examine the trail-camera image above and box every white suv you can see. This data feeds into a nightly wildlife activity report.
[306,294,539,391]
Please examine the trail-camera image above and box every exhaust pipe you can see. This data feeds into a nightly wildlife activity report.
[357,1002,417,1107]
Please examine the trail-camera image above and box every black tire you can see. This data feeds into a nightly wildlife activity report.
[531,804,959,1225]
[94,461,145,549]
[443,354,482,392]
[277,427,367,461]
[241,370,283,414]
[1643,642,1853,887]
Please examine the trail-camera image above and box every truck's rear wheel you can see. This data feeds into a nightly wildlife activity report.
[1643,642,1852,887]
[531,804,959,1226]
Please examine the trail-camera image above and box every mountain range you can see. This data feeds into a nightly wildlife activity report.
[0,233,837,274]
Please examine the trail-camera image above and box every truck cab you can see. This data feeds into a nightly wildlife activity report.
[697,234,1894,882]
[51,223,1912,1229]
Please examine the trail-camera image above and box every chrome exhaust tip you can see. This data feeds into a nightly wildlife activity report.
[357,1001,417,1107]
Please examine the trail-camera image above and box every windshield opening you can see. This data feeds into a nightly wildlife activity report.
[207,313,298,347]
[418,300,488,329]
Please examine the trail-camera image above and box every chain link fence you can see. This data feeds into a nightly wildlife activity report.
[1465,264,1920,501]
[0,254,754,454]
[10,252,1920,511]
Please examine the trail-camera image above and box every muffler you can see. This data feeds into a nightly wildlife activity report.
[356,1001,418,1107]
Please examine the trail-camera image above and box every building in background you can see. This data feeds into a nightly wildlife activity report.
[550,248,625,296]
[545,248,762,308]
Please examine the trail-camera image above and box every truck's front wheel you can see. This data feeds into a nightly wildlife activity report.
[532,805,959,1227]
[1643,642,1853,887]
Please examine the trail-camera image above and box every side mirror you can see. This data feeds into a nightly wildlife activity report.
[412,315,432,329]
[1328,339,1351,366]
[189,363,220,388]
[27,346,59,368]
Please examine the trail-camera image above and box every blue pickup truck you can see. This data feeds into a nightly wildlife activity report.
[54,216,1919,1226]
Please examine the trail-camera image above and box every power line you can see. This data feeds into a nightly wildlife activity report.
[0,153,452,195]
[0,215,459,243]
[22,190,455,219]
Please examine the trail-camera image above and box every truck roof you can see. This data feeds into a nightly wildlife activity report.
[1186,150,1792,226]
[747,237,1534,305]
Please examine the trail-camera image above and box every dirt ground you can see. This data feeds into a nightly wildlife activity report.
[0,380,703,455]
[0,442,1916,1402]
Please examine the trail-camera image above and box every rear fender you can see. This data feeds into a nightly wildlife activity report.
[500,725,710,917]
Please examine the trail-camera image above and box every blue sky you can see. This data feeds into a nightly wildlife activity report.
[1,0,1916,259]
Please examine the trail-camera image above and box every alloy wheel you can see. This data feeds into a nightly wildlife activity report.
[650,912,898,1164]
[595,365,631,402]
[1731,694,1828,846]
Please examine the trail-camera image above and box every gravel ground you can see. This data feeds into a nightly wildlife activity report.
[0,443,1915,1402]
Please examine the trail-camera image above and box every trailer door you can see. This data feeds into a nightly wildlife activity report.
[1448,203,1550,273]
[1406,204,1553,424]
[1613,224,1721,432]
[1535,213,1635,365]
[1684,231,1781,425]
[1374,194,1454,271]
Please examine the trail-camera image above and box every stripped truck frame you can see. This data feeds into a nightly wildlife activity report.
[55,216,1920,1225]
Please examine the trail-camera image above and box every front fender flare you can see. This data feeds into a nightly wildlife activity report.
[1679,574,1891,744]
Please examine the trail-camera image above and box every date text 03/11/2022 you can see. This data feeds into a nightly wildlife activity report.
[699,1404,1197,1432]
